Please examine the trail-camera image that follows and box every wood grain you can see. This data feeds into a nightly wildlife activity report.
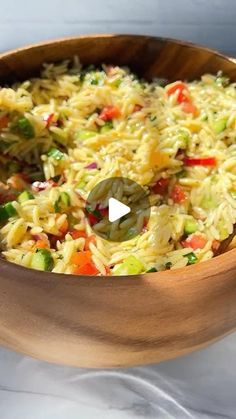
[0,35,236,368]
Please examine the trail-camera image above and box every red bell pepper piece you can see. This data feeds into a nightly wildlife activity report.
[183,157,217,167]
[99,106,120,121]
[44,113,54,128]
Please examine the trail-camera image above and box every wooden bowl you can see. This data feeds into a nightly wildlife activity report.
[0,35,236,368]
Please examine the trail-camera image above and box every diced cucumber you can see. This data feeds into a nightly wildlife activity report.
[18,190,34,203]
[212,119,227,134]
[146,267,157,273]
[76,180,86,190]
[0,206,8,221]
[77,130,97,140]
[184,252,198,265]
[54,192,71,212]
[0,201,17,221]
[113,255,144,275]
[201,196,217,210]
[177,129,189,148]
[16,117,35,139]
[47,148,64,160]
[31,249,54,272]
[109,78,122,88]
[100,121,113,133]
[184,218,198,235]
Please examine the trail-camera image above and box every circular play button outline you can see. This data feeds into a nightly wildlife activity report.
[85,177,151,242]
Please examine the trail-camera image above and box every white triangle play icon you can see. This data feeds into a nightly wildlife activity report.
[108,198,131,222]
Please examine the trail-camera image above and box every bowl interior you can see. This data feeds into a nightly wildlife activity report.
[1,34,236,84]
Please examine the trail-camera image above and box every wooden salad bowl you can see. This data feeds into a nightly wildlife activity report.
[0,35,236,368]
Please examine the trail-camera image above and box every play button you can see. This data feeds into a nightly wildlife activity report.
[108,198,131,222]
[85,177,150,242]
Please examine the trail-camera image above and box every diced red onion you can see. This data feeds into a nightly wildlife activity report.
[85,162,98,169]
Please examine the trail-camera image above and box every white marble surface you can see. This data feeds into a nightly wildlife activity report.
[1,0,236,417]
[0,333,236,418]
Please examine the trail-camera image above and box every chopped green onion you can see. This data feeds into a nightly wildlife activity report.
[16,117,35,139]
[184,252,198,265]
[47,148,64,160]
[90,79,99,85]
[112,255,144,275]
[149,115,157,122]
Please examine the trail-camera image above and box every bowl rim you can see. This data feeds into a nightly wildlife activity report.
[0,33,236,281]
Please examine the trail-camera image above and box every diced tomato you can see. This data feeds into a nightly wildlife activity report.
[73,262,99,276]
[182,234,207,250]
[182,102,199,115]
[166,81,186,96]
[35,239,48,249]
[183,157,217,167]
[44,113,54,128]
[99,106,120,121]
[71,250,92,266]
[84,235,96,251]
[170,184,187,203]
[0,115,9,129]
[133,104,143,113]
[87,213,99,226]
[152,178,169,195]
[69,229,87,240]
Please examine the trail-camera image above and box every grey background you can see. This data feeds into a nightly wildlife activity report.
[1,0,235,56]
[1,1,236,418]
